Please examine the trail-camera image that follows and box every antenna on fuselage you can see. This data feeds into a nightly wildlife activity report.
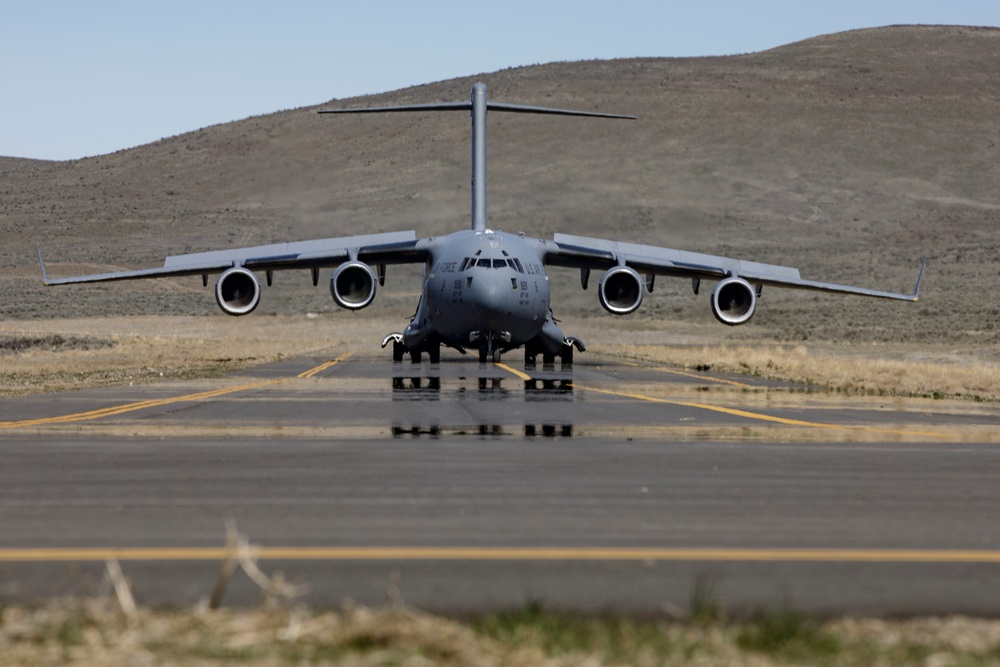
[318,83,636,233]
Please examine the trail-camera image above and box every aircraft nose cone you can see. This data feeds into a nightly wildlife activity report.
[467,271,514,327]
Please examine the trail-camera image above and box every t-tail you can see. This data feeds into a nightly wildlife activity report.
[318,83,635,232]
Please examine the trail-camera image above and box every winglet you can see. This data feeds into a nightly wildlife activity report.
[36,240,50,285]
[912,255,927,301]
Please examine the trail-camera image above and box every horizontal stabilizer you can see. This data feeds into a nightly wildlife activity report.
[319,100,635,119]
[318,84,635,120]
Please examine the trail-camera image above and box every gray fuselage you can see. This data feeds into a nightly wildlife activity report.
[403,229,551,351]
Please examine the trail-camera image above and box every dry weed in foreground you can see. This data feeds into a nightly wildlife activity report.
[604,343,1000,401]
[0,601,545,667]
[3,600,1000,666]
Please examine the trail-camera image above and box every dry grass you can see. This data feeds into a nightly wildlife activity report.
[0,315,372,397]
[3,599,1000,666]
[603,341,1000,401]
[3,315,1000,403]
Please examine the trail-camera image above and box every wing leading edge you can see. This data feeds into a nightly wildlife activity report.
[38,231,424,286]
[546,233,923,302]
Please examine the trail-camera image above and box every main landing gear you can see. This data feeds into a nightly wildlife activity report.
[384,332,585,367]
[524,337,585,368]
[382,332,441,364]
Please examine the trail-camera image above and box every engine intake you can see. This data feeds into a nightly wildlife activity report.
[331,261,377,310]
[711,276,757,326]
[215,267,261,316]
[598,266,644,315]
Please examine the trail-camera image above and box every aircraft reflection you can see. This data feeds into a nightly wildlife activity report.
[524,378,573,399]
[390,374,574,438]
[391,375,441,395]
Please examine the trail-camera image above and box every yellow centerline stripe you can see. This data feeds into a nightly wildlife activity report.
[620,360,754,388]
[1,546,1000,563]
[298,353,354,379]
[494,361,532,381]
[575,384,954,439]
[0,353,353,429]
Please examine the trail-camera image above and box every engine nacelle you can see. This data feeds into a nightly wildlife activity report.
[215,267,261,316]
[330,261,377,310]
[711,276,757,326]
[598,266,644,315]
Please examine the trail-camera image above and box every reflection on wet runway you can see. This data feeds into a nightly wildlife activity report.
[391,372,574,438]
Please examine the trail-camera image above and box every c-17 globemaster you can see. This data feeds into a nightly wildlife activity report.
[39,83,924,365]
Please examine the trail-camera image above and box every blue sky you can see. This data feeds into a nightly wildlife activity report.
[3,1,997,160]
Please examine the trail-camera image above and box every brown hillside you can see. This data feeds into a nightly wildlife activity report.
[2,25,998,344]
[0,157,55,172]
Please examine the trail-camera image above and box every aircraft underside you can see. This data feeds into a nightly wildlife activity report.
[382,310,585,365]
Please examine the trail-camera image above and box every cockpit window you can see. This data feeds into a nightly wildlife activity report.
[462,255,524,271]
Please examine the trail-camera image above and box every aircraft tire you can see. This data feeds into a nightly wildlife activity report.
[560,343,574,366]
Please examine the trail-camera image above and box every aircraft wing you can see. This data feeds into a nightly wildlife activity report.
[546,233,923,301]
[39,231,424,285]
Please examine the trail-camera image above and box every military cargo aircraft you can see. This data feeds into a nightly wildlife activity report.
[39,83,923,365]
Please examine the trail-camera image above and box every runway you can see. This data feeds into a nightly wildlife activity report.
[1,353,999,615]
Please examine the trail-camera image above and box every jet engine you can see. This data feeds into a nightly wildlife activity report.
[711,276,757,325]
[215,267,261,316]
[598,266,644,315]
[330,261,377,310]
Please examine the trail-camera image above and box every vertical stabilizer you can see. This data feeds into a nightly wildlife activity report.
[318,85,634,235]
[471,83,488,232]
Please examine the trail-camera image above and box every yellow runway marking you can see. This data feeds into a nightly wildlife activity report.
[298,353,353,379]
[575,384,955,439]
[2,546,1000,563]
[0,353,353,430]
[494,362,532,381]
[621,360,754,388]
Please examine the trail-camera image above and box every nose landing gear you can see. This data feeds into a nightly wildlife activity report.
[471,331,511,364]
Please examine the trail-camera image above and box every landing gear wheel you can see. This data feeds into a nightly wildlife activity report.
[429,345,440,364]
[392,341,405,363]
[410,350,422,364]
[542,353,555,366]
[479,345,488,364]
[525,349,536,367]
[560,343,574,366]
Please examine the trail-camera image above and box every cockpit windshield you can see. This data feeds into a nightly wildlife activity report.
[460,256,525,273]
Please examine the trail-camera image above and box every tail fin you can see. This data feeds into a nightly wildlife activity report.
[319,83,634,232]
